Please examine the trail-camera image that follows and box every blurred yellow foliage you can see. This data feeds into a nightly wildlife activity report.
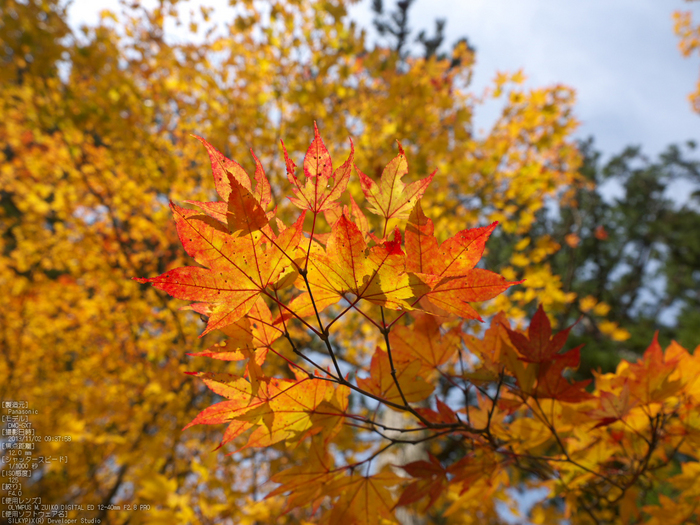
[593,302,611,317]
[579,295,598,313]
[674,0,700,112]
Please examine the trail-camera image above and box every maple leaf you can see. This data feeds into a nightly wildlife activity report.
[448,449,501,492]
[183,199,228,223]
[325,471,403,525]
[324,194,370,241]
[236,376,337,450]
[503,304,576,363]
[141,142,284,338]
[278,282,341,322]
[249,148,273,210]
[192,135,272,209]
[405,202,521,320]
[188,298,281,362]
[185,373,338,450]
[182,372,259,441]
[136,211,305,335]
[192,135,252,201]
[225,173,269,235]
[586,383,637,428]
[356,142,435,232]
[501,341,538,396]
[170,202,230,267]
[492,417,551,453]
[238,299,281,346]
[282,122,353,213]
[396,454,448,510]
[412,270,520,321]
[188,299,281,395]
[268,439,341,513]
[462,311,511,382]
[533,346,592,403]
[356,347,434,406]
[415,398,460,426]
[497,306,590,402]
[304,214,414,311]
[390,312,460,371]
[302,382,351,444]
[404,199,438,275]
[665,340,700,399]
[134,266,263,336]
[406,201,497,277]
[626,332,683,404]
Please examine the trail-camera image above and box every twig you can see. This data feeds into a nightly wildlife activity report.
[380,307,410,407]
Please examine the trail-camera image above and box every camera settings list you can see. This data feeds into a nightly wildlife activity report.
[1,400,151,524]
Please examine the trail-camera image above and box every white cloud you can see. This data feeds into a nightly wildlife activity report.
[68,0,699,157]
[351,0,699,156]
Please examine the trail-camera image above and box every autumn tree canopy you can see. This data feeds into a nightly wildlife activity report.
[1,0,698,524]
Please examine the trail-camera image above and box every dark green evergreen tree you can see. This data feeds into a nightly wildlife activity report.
[540,140,700,374]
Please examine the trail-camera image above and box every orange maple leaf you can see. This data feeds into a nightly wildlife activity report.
[357,347,434,406]
[356,142,435,233]
[282,122,353,213]
[406,201,497,277]
[406,201,521,320]
[325,472,403,525]
[390,312,461,371]
[136,209,305,335]
[586,383,637,428]
[304,214,414,310]
[268,439,341,513]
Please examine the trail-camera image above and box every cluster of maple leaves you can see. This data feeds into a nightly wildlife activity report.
[137,128,700,524]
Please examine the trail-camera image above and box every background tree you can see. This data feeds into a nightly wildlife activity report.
[532,140,700,375]
[370,0,473,66]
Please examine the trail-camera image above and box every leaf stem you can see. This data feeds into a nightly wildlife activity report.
[282,330,336,381]
[262,288,321,337]
[381,307,410,408]
[530,396,624,489]
[299,270,344,378]
[303,211,318,272]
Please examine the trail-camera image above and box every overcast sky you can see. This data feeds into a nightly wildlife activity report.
[350,0,699,158]
[69,0,699,158]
